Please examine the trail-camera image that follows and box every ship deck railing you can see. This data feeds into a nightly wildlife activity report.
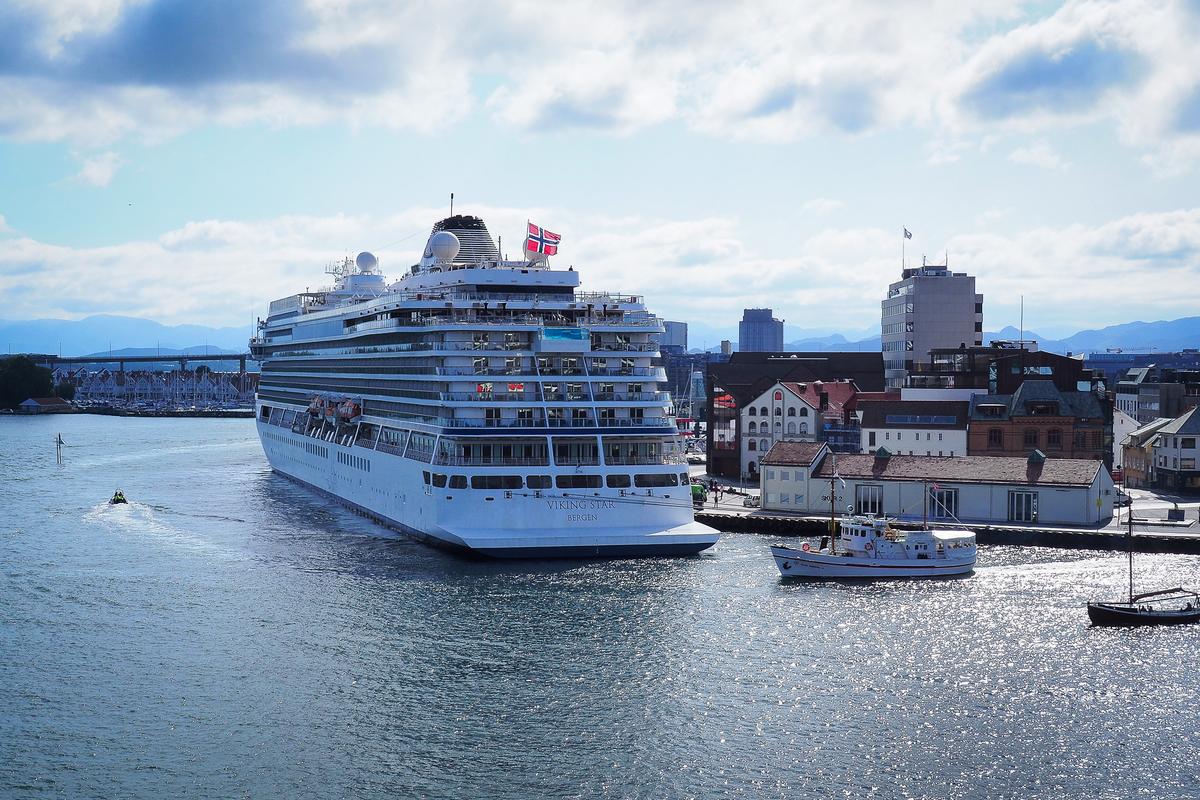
[436,417,672,429]
[435,456,553,467]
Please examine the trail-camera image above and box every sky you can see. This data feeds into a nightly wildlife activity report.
[1,0,1200,343]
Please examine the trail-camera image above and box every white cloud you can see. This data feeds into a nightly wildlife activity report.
[3,204,1198,334]
[0,213,9,233]
[1007,141,1070,170]
[71,151,122,186]
[799,198,845,215]
[0,1,1195,168]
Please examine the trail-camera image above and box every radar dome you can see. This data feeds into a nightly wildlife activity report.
[429,230,460,263]
[355,251,378,271]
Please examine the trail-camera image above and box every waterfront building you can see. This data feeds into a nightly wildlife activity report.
[738,309,784,353]
[1111,409,1139,472]
[1121,417,1172,489]
[881,262,983,388]
[17,396,72,414]
[1085,349,1200,384]
[907,342,1100,394]
[1150,408,1200,494]
[966,380,1112,468]
[738,380,861,477]
[251,215,717,557]
[1115,366,1200,425]
[661,321,688,350]
[858,399,969,456]
[759,445,1114,527]
[705,351,884,479]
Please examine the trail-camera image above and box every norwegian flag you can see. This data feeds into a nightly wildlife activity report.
[524,222,561,257]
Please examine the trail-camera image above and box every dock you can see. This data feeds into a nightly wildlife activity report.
[695,510,1200,554]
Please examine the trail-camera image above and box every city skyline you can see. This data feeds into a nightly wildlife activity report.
[2,1,1200,338]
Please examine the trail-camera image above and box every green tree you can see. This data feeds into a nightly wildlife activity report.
[55,382,77,401]
[0,356,54,409]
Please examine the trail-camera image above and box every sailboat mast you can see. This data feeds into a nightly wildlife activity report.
[1128,503,1134,603]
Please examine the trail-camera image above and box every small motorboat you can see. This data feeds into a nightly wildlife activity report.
[109,490,128,505]
[771,513,976,579]
[1088,588,1200,627]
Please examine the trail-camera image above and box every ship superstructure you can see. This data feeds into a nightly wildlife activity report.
[251,215,719,557]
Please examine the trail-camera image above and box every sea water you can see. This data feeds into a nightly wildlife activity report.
[2,415,1198,799]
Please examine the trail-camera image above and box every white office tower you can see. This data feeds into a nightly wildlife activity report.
[252,215,719,558]
[881,261,983,389]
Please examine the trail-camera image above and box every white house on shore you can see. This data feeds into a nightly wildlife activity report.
[759,441,1114,527]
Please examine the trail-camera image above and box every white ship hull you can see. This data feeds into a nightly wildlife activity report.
[259,420,719,558]
[770,545,975,579]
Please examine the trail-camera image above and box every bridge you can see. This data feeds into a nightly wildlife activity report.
[32,352,255,374]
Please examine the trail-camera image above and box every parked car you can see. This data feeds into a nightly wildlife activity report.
[742,494,760,508]
[1115,491,1132,507]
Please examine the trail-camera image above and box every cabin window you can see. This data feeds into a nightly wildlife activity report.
[556,475,602,489]
[634,473,678,487]
[526,475,551,489]
[449,475,468,489]
[431,474,447,488]
[471,475,523,489]
[606,474,631,488]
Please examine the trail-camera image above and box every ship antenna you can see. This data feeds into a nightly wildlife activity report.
[449,192,454,217]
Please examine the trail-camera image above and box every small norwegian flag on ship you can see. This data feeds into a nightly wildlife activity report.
[524,222,561,257]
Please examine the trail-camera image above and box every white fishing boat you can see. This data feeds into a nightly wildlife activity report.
[771,514,976,578]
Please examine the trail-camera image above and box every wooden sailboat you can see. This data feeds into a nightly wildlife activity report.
[1087,508,1200,627]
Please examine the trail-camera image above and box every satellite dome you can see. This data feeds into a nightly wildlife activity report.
[355,251,378,271]
[429,230,460,263]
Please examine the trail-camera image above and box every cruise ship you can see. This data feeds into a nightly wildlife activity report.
[251,215,719,558]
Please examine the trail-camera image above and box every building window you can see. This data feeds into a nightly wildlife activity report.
[930,488,958,520]
[1047,429,1062,449]
[775,407,782,416]
[787,422,797,435]
[1183,438,1196,449]
[749,407,757,416]
[748,421,757,433]
[1008,490,1038,523]
[788,407,796,416]
[780,470,790,481]
[855,485,883,515]
[748,440,756,451]
[780,494,790,504]
[1074,431,1087,449]
[759,439,768,451]
[774,390,783,401]
[868,431,876,447]
[800,407,809,417]
[800,423,808,434]
[766,469,775,480]
[988,428,1003,449]
[1024,429,1038,448]
[760,406,768,416]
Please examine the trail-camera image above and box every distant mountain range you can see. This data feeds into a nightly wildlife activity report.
[694,315,1200,355]
[3,312,1198,359]
[1,315,252,356]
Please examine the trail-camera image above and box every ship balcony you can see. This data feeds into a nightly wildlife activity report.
[587,343,659,353]
[435,455,552,467]
[435,416,672,430]
[604,453,687,465]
